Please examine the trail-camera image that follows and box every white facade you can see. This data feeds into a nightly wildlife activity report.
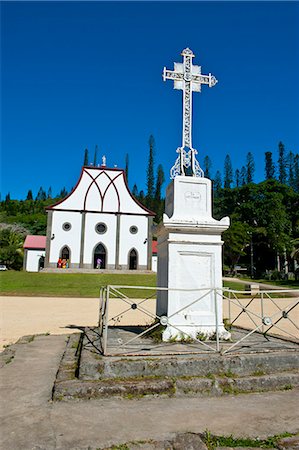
[45,167,154,270]
[156,176,230,340]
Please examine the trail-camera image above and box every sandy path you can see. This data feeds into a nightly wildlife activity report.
[0,297,100,350]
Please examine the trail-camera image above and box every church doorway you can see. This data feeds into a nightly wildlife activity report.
[60,246,70,260]
[129,249,138,270]
[94,243,107,269]
[38,256,45,271]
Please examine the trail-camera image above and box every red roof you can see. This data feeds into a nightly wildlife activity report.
[152,240,157,254]
[23,235,46,249]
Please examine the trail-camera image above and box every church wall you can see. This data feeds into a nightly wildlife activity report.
[119,215,148,269]
[49,211,82,266]
[83,213,117,268]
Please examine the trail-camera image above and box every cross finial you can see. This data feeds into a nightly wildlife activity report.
[163,48,218,178]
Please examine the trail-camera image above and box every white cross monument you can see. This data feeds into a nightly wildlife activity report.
[157,48,230,341]
[163,47,217,179]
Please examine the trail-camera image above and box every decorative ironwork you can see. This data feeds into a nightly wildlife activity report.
[163,48,218,178]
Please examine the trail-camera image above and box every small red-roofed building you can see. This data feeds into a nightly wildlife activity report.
[23,235,46,272]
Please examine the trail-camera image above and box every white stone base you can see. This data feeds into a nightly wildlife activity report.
[156,176,230,343]
[162,324,231,342]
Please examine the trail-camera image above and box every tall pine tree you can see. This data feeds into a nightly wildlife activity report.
[294,154,299,193]
[235,169,240,187]
[246,152,255,183]
[224,154,233,189]
[132,183,138,197]
[26,190,33,200]
[240,166,246,186]
[83,148,89,166]
[287,151,295,189]
[278,141,287,184]
[203,155,212,179]
[146,135,155,209]
[47,187,52,199]
[265,151,275,180]
[93,145,98,166]
[125,153,129,182]
[154,164,165,221]
[36,187,46,201]
[213,171,222,194]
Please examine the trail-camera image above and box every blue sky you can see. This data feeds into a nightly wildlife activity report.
[1,1,299,200]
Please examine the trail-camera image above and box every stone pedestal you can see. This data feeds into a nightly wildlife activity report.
[156,176,230,341]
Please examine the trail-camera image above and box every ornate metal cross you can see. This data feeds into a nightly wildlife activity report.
[163,48,218,178]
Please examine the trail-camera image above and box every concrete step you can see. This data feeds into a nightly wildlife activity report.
[53,334,299,401]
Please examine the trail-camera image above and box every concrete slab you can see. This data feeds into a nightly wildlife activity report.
[1,334,299,450]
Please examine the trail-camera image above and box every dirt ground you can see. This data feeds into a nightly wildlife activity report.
[1,293,298,350]
[0,296,100,350]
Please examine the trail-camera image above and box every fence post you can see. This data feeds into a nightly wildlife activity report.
[261,291,264,334]
[103,285,110,355]
[214,288,220,352]
[228,289,231,325]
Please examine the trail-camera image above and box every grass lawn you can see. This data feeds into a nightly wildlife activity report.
[0,271,243,297]
[237,276,299,289]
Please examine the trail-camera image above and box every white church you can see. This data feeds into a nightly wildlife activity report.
[39,161,155,271]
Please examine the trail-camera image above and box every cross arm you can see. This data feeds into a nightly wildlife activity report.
[193,73,218,87]
[163,67,184,82]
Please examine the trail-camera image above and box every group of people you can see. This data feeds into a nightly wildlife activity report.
[57,258,69,269]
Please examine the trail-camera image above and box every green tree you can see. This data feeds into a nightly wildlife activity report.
[224,154,233,189]
[265,151,275,180]
[213,170,222,194]
[93,145,99,166]
[246,152,255,183]
[235,169,240,187]
[132,183,138,197]
[223,221,251,272]
[83,148,89,166]
[278,141,287,184]
[0,228,24,270]
[47,187,52,199]
[287,151,295,189]
[154,164,165,221]
[36,187,46,201]
[26,190,33,200]
[59,187,68,198]
[146,135,155,209]
[294,154,299,193]
[125,153,129,182]
[203,155,212,179]
[240,166,246,186]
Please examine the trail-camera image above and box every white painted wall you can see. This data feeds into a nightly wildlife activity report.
[49,211,82,264]
[26,250,45,272]
[119,215,148,267]
[83,213,117,266]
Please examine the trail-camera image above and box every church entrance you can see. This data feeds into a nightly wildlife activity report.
[129,249,138,270]
[94,243,106,269]
[38,256,45,271]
